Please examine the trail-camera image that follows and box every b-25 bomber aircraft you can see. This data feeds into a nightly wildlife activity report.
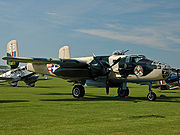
[3,43,172,101]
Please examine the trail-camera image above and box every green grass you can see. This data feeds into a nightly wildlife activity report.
[0,77,180,135]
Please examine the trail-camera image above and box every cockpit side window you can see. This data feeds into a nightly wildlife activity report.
[130,55,146,63]
[134,57,143,63]
[125,56,131,63]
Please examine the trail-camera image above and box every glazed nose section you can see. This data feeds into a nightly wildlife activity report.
[162,68,171,79]
[152,60,171,79]
[152,60,171,69]
[160,63,171,79]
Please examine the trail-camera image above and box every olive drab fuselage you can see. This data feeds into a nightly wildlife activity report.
[27,54,171,86]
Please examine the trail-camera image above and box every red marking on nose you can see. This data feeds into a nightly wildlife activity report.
[124,63,127,69]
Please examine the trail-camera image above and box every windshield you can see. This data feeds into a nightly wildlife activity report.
[130,55,146,63]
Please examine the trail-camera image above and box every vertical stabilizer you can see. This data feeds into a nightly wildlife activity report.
[59,46,70,59]
[7,40,19,69]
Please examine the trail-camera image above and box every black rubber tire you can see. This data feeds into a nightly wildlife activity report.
[10,82,18,87]
[147,92,156,101]
[12,84,17,87]
[118,88,129,97]
[125,88,129,96]
[29,83,35,87]
[72,85,85,98]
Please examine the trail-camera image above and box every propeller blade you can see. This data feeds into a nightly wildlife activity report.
[110,57,121,67]
[93,56,105,68]
[106,79,109,95]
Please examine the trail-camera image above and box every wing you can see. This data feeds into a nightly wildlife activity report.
[0,77,13,81]
[0,80,7,83]
[171,68,180,72]
[2,57,88,68]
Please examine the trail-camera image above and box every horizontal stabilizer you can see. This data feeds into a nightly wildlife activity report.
[169,86,179,90]
[0,77,14,81]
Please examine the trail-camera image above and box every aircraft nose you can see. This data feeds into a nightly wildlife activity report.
[162,69,171,79]
[161,64,171,79]
[152,60,171,69]
[152,60,171,79]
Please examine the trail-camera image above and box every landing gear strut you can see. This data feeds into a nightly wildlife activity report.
[9,81,18,87]
[117,82,129,97]
[147,83,156,101]
[72,85,85,98]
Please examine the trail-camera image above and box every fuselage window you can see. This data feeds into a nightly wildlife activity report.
[125,57,130,63]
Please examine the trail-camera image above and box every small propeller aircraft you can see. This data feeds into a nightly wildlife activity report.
[155,69,180,90]
[0,65,10,74]
[0,66,39,87]
[0,40,38,87]
[166,69,180,84]
[3,40,172,101]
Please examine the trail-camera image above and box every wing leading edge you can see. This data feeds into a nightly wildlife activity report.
[2,57,88,68]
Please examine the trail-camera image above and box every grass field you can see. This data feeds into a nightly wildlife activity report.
[0,77,180,135]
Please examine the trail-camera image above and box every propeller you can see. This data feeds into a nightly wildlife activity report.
[93,56,121,95]
[110,57,122,68]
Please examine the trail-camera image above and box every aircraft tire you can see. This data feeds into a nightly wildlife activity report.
[147,92,156,101]
[118,88,129,97]
[125,88,129,96]
[10,82,18,87]
[29,83,35,87]
[72,85,85,98]
[12,84,17,87]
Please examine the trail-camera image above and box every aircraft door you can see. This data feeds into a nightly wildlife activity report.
[118,57,128,77]
[118,56,135,77]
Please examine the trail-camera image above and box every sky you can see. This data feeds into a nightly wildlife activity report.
[0,0,180,68]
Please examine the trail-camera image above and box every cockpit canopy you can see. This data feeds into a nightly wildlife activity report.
[124,55,171,69]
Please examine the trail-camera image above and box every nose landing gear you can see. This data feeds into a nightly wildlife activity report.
[147,83,156,101]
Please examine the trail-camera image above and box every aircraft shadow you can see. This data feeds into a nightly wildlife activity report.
[0,84,7,86]
[39,92,72,96]
[40,94,180,103]
[35,86,55,88]
[0,85,32,88]
[128,114,165,119]
[0,100,29,103]
[159,91,178,93]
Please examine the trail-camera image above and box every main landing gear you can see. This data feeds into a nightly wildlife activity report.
[117,82,129,97]
[147,83,156,101]
[9,81,18,87]
[71,82,157,101]
[72,85,85,98]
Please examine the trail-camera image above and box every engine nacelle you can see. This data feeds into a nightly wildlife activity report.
[27,63,50,75]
